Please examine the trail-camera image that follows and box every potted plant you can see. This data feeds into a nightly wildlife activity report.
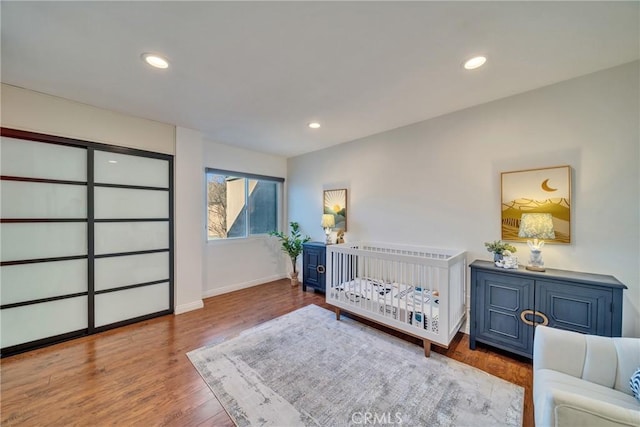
[484,240,517,262]
[270,222,311,286]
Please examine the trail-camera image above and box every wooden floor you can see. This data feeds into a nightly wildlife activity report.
[1,280,533,426]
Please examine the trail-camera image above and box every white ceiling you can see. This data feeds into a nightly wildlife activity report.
[2,1,638,157]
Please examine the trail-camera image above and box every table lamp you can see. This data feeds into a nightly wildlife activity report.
[321,214,335,244]
[518,213,555,272]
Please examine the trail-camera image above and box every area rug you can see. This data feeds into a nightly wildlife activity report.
[187,304,523,426]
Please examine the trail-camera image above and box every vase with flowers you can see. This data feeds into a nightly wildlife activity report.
[484,240,517,262]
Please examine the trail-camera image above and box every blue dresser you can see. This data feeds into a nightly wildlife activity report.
[302,242,326,292]
[469,260,626,359]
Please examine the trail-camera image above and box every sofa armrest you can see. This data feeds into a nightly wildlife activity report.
[536,388,640,427]
[533,326,586,378]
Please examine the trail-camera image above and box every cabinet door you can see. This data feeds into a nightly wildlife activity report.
[317,249,326,291]
[303,247,322,289]
[476,271,534,357]
[535,280,612,336]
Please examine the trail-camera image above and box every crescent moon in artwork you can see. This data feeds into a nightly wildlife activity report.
[541,179,557,192]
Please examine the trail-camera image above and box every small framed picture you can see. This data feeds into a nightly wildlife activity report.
[323,189,347,231]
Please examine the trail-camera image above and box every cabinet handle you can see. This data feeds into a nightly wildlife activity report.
[519,309,549,326]
[317,265,325,274]
[520,309,535,326]
[534,311,549,326]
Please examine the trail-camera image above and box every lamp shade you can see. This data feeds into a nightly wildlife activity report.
[518,213,555,239]
[321,214,335,228]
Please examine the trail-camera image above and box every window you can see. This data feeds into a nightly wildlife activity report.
[206,168,283,240]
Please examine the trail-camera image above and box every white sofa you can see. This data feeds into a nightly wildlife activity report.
[533,325,640,427]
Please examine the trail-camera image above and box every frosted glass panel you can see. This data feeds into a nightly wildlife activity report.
[1,297,88,348]
[0,136,86,181]
[1,181,86,218]
[94,187,168,219]
[94,151,168,188]
[95,283,169,327]
[95,252,169,291]
[94,222,168,255]
[1,260,87,305]
[1,223,87,262]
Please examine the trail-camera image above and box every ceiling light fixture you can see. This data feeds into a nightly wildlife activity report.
[308,122,321,129]
[141,53,169,69]
[464,56,487,70]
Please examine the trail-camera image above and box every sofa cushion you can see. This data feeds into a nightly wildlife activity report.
[534,326,586,378]
[547,390,640,427]
[535,369,640,427]
[583,334,617,388]
[535,369,640,411]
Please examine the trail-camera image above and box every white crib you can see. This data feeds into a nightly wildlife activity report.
[325,242,467,357]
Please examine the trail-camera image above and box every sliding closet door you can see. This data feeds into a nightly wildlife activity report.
[93,150,172,329]
[0,136,89,353]
[0,129,174,356]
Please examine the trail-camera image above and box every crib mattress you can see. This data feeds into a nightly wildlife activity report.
[329,278,439,333]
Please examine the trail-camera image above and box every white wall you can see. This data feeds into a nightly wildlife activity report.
[202,139,289,297]
[1,84,175,154]
[288,61,640,337]
[174,127,205,313]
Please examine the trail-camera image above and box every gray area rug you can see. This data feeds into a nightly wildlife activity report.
[187,304,523,426]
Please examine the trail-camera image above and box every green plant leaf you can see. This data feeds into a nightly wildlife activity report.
[269,221,311,273]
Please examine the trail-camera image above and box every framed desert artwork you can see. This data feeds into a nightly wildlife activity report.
[501,166,571,243]
[323,189,347,231]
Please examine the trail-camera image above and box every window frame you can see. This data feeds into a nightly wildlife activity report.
[205,168,284,242]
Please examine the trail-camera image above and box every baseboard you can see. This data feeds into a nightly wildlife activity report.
[174,299,204,315]
[203,274,288,299]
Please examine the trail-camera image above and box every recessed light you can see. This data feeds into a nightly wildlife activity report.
[464,56,487,70]
[141,53,169,69]
[308,122,321,129]
[108,160,118,164]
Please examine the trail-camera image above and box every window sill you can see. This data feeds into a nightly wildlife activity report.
[206,235,271,247]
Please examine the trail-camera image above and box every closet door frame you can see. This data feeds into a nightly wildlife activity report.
[0,127,174,356]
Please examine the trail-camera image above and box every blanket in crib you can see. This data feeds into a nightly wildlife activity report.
[330,278,439,333]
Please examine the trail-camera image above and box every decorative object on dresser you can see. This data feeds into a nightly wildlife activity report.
[321,214,335,244]
[269,222,311,287]
[188,305,524,427]
[302,242,326,292]
[326,242,467,357]
[469,260,626,359]
[501,165,571,244]
[518,212,555,271]
[484,240,517,262]
[495,255,519,270]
